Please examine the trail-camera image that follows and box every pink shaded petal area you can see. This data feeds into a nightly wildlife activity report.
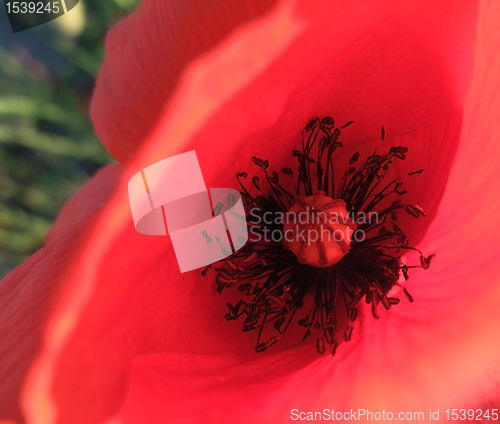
[0,0,493,423]
[0,164,122,422]
[91,0,278,164]
[0,236,79,423]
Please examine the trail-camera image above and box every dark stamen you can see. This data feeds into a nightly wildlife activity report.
[203,117,434,355]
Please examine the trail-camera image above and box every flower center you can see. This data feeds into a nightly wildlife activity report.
[283,192,357,267]
[202,117,435,355]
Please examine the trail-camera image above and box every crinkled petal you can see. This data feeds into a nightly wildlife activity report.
[91,0,278,163]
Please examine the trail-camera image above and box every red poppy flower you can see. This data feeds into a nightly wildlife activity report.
[1,0,500,423]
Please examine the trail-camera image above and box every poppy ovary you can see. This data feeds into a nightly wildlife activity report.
[283,191,357,267]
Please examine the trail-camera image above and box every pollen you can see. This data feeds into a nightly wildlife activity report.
[283,192,357,267]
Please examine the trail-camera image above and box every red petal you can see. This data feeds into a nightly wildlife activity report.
[0,241,75,422]
[104,4,500,413]
[91,0,278,164]
[92,0,478,244]
[0,165,121,421]
[2,0,496,423]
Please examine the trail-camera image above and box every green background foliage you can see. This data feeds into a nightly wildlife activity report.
[0,0,141,277]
